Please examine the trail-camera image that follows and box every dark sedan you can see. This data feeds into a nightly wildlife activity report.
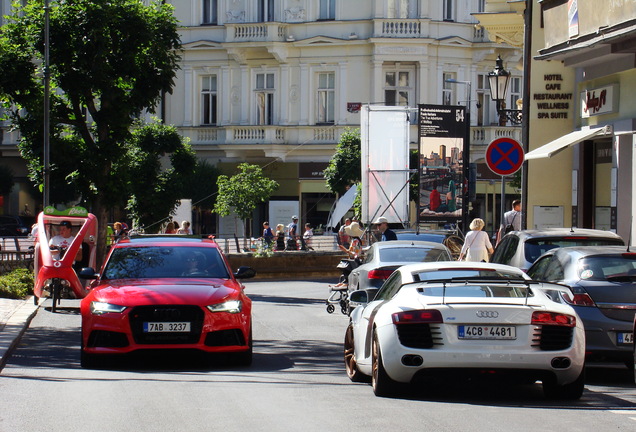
[527,245,636,367]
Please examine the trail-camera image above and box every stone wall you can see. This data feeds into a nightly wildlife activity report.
[227,251,345,280]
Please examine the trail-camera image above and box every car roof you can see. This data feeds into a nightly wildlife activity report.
[395,261,528,280]
[369,240,447,249]
[506,228,623,240]
[550,245,633,258]
[117,235,220,248]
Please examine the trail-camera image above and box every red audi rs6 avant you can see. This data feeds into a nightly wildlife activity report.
[79,236,255,368]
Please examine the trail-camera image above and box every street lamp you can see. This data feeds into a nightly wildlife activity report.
[487,55,522,125]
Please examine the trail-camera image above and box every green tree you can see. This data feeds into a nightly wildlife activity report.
[324,128,361,195]
[214,163,279,244]
[123,120,197,233]
[0,0,181,263]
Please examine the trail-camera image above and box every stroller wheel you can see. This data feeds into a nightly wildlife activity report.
[341,305,348,315]
[326,304,335,314]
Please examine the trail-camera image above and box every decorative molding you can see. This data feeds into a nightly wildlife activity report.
[284,7,306,23]
[226,9,245,23]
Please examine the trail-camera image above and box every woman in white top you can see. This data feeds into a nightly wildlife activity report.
[458,218,494,262]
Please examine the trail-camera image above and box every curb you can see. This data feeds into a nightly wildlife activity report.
[0,297,41,371]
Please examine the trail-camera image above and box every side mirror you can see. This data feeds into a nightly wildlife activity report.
[348,290,370,309]
[78,267,99,280]
[234,266,256,280]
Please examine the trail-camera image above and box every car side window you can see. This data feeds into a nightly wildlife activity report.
[527,256,551,279]
[375,272,402,301]
[363,247,374,264]
[543,258,564,281]
[492,236,519,264]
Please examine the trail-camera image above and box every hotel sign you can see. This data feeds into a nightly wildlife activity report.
[581,84,618,118]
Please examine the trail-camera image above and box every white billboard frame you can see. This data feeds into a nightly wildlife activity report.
[360,105,410,225]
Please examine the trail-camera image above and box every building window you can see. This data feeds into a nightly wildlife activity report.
[202,0,217,25]
[256,73,275,125]
[317,72,335,124]
[443,0,455,21]
[385,70,411,106]
[442,72,455,105]
[201,75,217,125]
[319,0,336,20]
[388,0,416,19]
[477,0,485,13]
[508,76,522,113]
[258,0,275,22]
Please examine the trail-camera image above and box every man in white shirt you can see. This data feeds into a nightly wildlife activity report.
[49,220,82,262]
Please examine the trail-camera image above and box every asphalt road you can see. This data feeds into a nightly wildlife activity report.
[0,280,635,432]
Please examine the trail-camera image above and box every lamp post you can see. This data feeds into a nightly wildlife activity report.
[487,56,523,125]
[43,0,50,208]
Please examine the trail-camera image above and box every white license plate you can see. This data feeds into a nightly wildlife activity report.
[458,325,516,340]
[143,322,191,333]
[617,332,633,344]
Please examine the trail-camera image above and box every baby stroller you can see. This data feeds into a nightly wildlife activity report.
[325,258,357,315]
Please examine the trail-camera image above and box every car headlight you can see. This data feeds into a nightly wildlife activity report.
[207,300,242,314]
[90,301,127,315]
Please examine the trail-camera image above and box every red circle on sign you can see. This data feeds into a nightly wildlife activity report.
[486,137,524,176]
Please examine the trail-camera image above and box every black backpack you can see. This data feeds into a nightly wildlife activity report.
[503,213,518,234]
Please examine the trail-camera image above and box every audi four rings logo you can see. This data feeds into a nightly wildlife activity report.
[476,311,498,318]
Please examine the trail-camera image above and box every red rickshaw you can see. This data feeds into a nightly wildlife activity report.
[33,206,98,312]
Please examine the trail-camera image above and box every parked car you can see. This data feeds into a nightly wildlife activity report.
[491,228,624,272]
[0,215,32,237]
[344,261,585,399]
[347,240,451,292]
[79,235,256,368]
[394,230,463,259]
[527,245,636,366]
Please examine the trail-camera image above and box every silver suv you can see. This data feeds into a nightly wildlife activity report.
[491,228,624,272]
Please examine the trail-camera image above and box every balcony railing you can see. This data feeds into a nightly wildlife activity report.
[377,19,423,38]
[181,125,347,146]
[225,23,287,42]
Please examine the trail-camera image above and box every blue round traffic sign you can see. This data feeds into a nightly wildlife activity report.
[486,137,524,176]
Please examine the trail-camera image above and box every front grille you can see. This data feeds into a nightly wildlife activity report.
[129,305,204,345]
[532,325,573,351]
[87,330,129,348]
[204,329,246,347]
[395,324,443,349]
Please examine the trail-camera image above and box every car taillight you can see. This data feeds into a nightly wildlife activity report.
[368,269,395,280]
[531,311,576,327]
[560,290,595,306]
[392,309,443,324]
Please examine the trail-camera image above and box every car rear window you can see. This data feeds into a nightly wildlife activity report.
[524,237,624,264]
[379,247,450,263]
[103,246,229,279]
[413,269,524,281]
[578,254,636,281]
[417,284,532,298]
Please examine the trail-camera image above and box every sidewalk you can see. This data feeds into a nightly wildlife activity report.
[0,297,40,370]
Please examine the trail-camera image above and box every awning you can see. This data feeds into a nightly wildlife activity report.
[326,184,357,228]
[525,126,612,160]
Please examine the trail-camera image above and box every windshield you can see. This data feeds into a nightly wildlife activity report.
[103,246,229,279]
[524,237,624,264]
[418,284,532,298]
[379,247,450,263]
[578,255,636,281]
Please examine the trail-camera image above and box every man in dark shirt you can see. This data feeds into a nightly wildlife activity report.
[374,216,397,241]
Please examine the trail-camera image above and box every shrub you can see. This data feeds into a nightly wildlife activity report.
[0,268,34,299]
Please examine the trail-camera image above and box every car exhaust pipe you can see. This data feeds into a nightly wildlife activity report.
[401,355,423,367]
[551,357,571,369]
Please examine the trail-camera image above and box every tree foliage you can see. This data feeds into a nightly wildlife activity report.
[324,128,361,195]
[214,163,279,237]
[0,0,182,262]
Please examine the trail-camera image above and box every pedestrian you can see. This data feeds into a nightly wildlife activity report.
[459,218,494,262]
[373,216,397,241]
[286,215,299,250]
[275,224,286,251]
[262,221,274,246]
[302,223,314,250]
[177,220,193,235]
[338,218,351,248]
[333,222,365,288]
[164,221,177,234]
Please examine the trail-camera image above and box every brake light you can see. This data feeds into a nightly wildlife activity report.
[531,311,576,327]
[560,291,595,306]
[392,309,443,324]
[368,269,395,280]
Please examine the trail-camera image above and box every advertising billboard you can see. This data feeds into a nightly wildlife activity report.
[418,104,467,225]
